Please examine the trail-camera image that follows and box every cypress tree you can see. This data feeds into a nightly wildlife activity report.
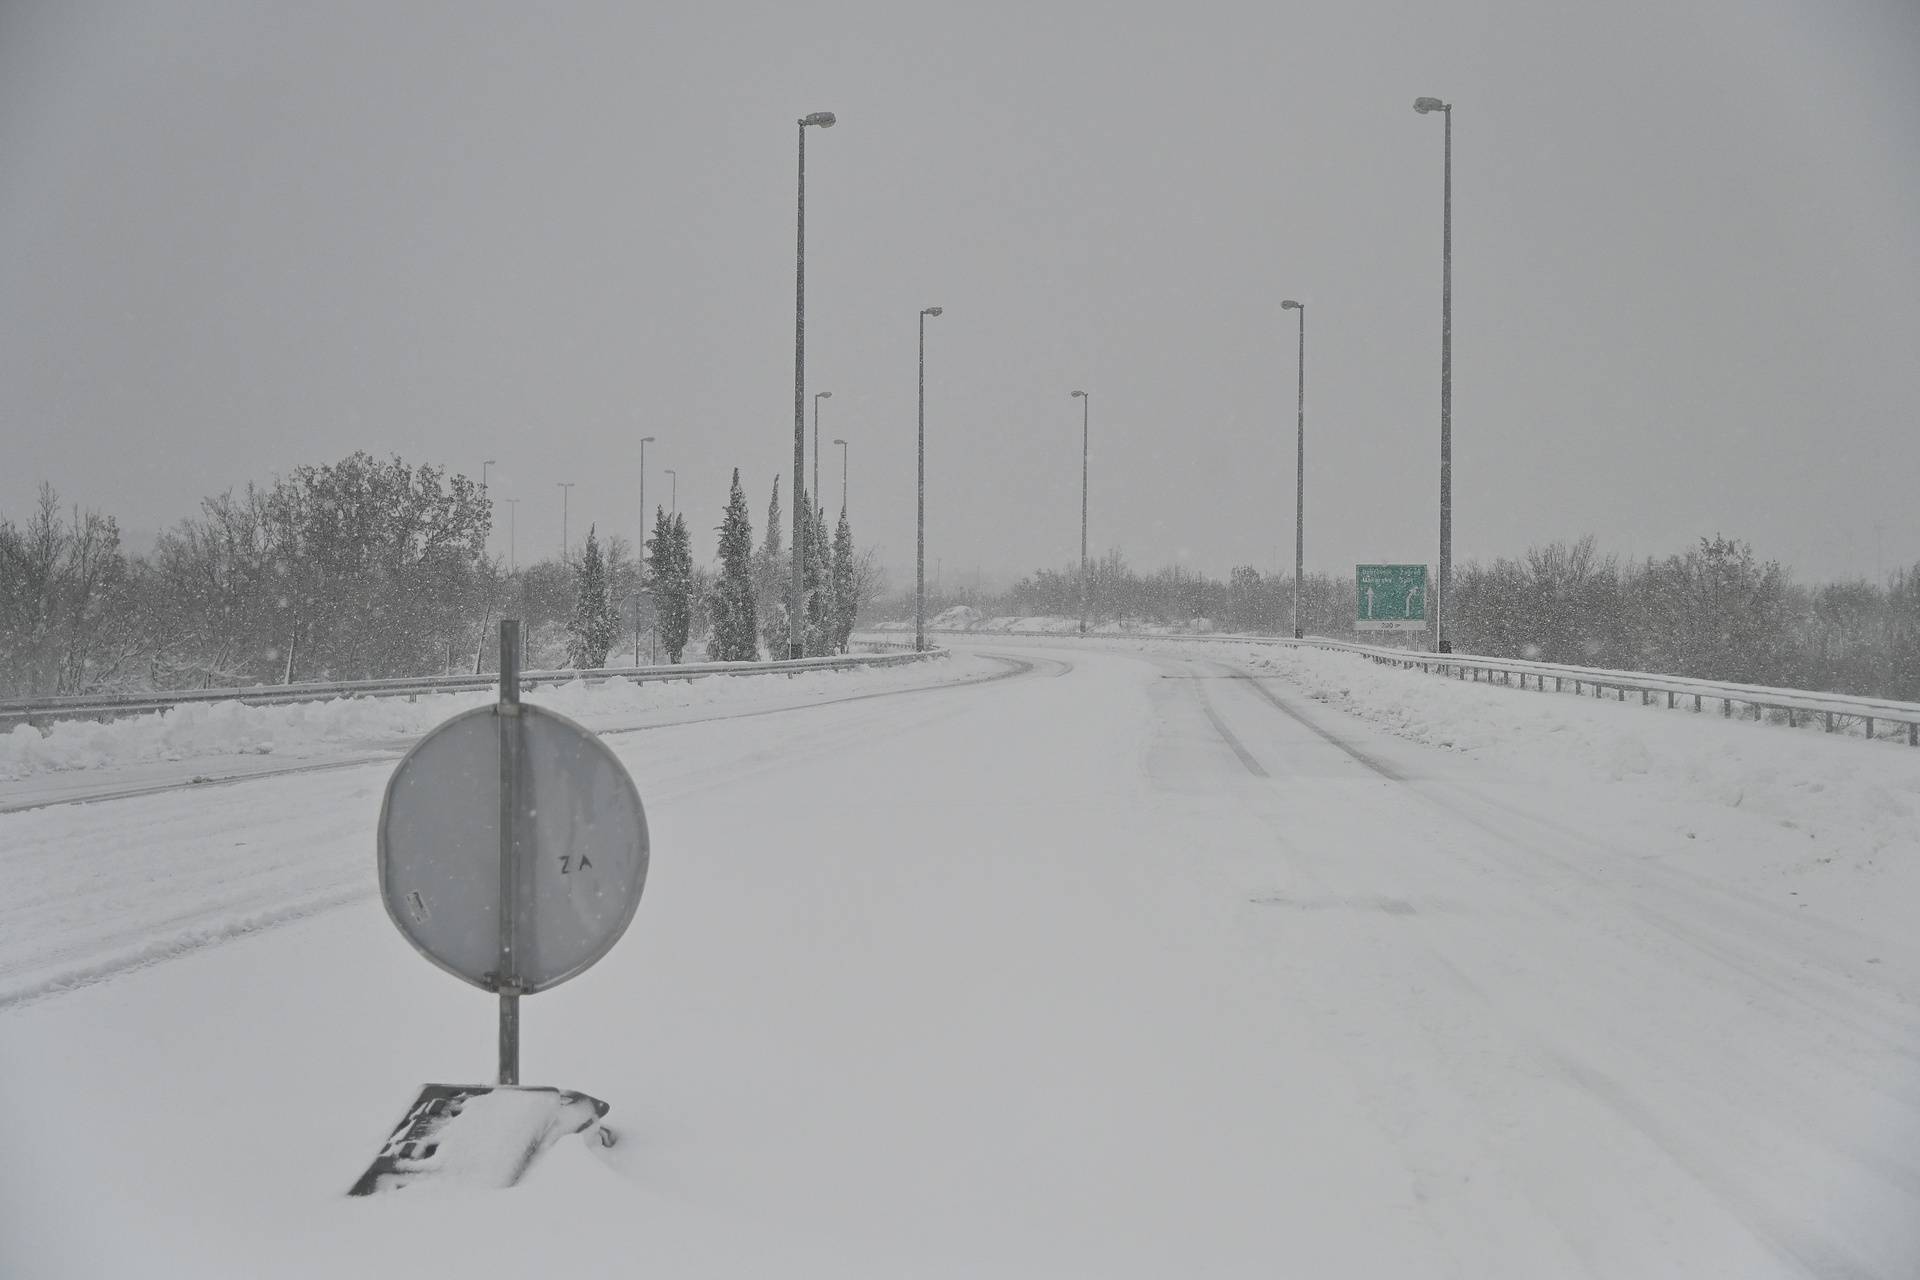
[663,511,694,662]
[649,506,689,664]
[800,483,830,655]
[565,525,619,668]
[755,476,788,659]
[709,469,758,660]
[831,507,857,653]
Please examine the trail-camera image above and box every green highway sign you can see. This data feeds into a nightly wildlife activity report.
[1355,564,1428,632]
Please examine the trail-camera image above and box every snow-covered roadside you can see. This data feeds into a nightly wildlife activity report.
[1109,635,1920,939]
[1225,641,1920,842]
[868,610,1223,635]
[0,651,995,1007]
[0,653,977,784]
[934,632,1920,942]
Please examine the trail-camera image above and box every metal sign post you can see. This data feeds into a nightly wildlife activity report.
[359,617,650,1194]
[497,619,522,1087]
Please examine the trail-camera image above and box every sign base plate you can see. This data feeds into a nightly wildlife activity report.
[348,1084,611,1196]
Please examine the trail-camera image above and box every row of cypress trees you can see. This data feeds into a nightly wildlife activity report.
[562,510,691,669]
[711,467,858,660]
[563,467,860,668]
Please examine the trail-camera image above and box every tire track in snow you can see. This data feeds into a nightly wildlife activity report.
[0,653,1058,1009]
[1187,671,1268,777]
[1217,658,1916,1277]
[1,652,1041,815]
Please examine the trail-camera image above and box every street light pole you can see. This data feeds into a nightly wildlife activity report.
[813,391,831,519]
[638,435,655,566]
[1415,95,1453,652]
[832,438,849,514]
[1070,390,1089,635]
[1281,300,1305,638]
[916,306,943,652]
[791,109,837,661]
[557,482,574,564]
[637,435,656,663]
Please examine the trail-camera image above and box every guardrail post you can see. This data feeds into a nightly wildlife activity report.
[1693,694,1701,712]
[1555,677,1562,692]
[1824,712,1834,733]
[1666,691,1674,709]
[1722,698,1731,717]
[1865,717,1874,741]
[1910,722,1916,747]
[1787,709,1796,728]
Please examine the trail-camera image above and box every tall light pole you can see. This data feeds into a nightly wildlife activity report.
[504,498,519,572]
[1070,390,1090,635]
[1281,299,1305,638]
[557,482,574,564]
[637,435,656,567]
[1415,94,1453,653]
[832,438,849,514]
[916,305,943,652]
[791,109,837,661]
[665,469,677,516]
[813,390,831,516]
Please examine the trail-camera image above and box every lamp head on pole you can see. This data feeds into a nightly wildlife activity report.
[1071,390,1086,399]
[1413,96,1448,114]
[832,437,847,446]
[1281,299,1302,311]
[815,391,832,402]
[801,111,837,128]
[922,306,942,317]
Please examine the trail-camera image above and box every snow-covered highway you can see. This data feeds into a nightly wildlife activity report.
[3,640,1917,1277]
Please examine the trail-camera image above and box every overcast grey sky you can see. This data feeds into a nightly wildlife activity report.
[2,0,1916,586]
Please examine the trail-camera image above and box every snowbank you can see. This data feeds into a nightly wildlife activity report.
[874,613,1217,635]
[0,657,968,783]
[1199,639,1920,871]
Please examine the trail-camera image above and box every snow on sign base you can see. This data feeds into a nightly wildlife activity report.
[377,702,649,994]
[347,1084,611,1195]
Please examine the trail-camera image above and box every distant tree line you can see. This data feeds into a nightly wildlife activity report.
[917,536,1920,701]
[0,453,887,698]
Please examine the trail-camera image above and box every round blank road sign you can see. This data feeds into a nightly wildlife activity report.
[378,702,648,994]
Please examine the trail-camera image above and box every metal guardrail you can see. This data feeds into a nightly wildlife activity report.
[1302,637,1920,746]
[0,649,945,730]
[882,627,1920,746]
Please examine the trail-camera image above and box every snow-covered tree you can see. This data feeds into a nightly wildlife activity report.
[830,506,857,653]
[754,476,790,658]
[800,483,830,656]
[565,525,620,668]
[648,506,691,664]
[708,469,758,660]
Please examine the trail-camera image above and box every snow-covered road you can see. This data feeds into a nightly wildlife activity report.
[3,641,1917,1277]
